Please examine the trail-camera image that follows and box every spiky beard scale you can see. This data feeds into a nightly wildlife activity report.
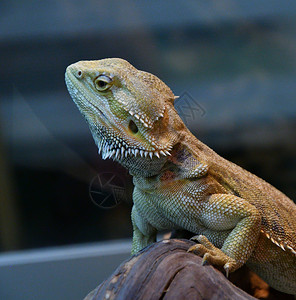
[93,126,172,161]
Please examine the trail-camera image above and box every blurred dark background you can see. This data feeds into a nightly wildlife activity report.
[0,0,296,252]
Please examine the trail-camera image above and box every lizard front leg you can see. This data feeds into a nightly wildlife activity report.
[131,205,157,255]
[189,194,261,276]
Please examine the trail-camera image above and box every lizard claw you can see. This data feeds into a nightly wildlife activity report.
[224,263,230,278]
[202,253,210,266]
[190,235,199,242]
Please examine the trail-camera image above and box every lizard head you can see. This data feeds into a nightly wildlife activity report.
[65,58,184,166]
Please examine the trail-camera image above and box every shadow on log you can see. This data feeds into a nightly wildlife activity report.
[84,239,262,300]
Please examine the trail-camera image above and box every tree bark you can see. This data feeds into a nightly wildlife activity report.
[84,239,257,300]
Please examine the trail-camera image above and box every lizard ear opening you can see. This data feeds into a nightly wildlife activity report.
[128,120,138,134]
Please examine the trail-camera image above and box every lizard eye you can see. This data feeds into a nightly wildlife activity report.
[128,120,138,134]
[94,75,112,91]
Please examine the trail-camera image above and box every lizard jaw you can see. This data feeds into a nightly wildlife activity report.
[95,127,172,161]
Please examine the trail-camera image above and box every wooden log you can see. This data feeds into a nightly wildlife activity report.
[84,239,257,300]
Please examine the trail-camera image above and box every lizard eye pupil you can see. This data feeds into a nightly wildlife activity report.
[98,81,106,87]
[94,75,112,91]
[129,120,138,134]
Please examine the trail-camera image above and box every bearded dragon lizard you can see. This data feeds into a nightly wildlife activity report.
[65,58,296,295]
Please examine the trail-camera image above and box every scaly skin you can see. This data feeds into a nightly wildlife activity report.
[65,58,296,295]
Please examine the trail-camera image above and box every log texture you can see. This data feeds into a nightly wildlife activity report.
[84,239,257,300]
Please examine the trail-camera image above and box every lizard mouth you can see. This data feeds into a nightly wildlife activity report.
[96,126,172,161]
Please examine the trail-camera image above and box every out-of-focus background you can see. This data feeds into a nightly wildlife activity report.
[1,1,296,299]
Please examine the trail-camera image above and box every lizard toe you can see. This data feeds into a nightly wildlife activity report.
[195,235,216,249]
[188,243,208,256]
